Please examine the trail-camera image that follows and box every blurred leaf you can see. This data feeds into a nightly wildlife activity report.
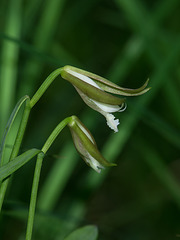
[64,225,98,240]
[136,137,180,208]
[0,0,22,136]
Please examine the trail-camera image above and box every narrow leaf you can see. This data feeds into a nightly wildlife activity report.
[0,149,41,181]
[0,95,30,166]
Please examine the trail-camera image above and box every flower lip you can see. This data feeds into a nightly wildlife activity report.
[105,114,120,133]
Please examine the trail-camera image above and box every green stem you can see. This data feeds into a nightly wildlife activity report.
[42,117,71,153]
[30,68,63,108]
[25,152,44,240]
[25,116,72,239]
[0,98,31,211]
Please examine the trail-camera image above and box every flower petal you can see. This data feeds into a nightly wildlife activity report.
[92,100,124,113]
[84,153,104,173]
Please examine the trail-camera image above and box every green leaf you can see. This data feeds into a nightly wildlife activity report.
[0,95,30,166]
[64,225,98,240]
[0,149,41,181]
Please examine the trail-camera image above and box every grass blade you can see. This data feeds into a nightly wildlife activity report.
[0,149,41,182]
[0,96,29,166]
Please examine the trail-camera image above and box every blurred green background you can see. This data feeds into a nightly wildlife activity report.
[0,0,180,239]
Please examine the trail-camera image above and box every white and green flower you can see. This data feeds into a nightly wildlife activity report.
[61,65,150,132]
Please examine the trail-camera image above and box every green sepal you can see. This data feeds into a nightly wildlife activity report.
[64,65,150,96]
[61,67,125,105]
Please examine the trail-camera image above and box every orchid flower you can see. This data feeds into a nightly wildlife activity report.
[61,66,150,132]
[68,116,116,173]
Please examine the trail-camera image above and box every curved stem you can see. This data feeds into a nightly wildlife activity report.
[42,117,72,154]
[30,68,63,108]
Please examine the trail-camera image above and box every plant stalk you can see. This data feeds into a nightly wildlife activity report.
[25,116,71,239]
[25,152,44,240]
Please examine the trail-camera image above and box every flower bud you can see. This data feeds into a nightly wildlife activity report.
[68,116,116,173]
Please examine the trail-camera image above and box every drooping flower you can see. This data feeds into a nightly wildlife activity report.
[68,116,116,173]
[61,66,150,132]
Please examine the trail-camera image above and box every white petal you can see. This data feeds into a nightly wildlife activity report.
[85,154,104,173]
[69,69,125,114]
[105,114,120,132]
[76,121,94,143]
[67,69,101,89]
[92,100,122,113]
